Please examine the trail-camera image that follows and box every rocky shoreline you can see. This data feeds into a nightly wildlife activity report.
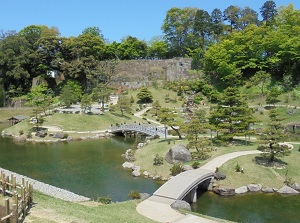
[0,167,91,202]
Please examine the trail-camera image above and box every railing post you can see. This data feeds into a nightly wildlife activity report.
[11,204,18,223]
[21,186,26,217]
[5,198,10,223]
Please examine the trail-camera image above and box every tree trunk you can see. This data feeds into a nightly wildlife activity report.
[171,126,182,139]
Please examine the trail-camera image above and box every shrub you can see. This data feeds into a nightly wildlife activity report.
[26,131,32,138]
[192,161,200,169]
[97,195,112,204]
[128,190,140,199]
[235,163,241,172]
[19,130,24,135]
[170,163,183,176]
[153,154,164,166]
[63,133,69,139]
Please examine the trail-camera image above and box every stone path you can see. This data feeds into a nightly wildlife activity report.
[137,150,263,223]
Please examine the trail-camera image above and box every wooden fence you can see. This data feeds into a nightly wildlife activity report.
[0,171,33,223]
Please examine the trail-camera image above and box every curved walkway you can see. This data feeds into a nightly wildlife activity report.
[137,150,262,223]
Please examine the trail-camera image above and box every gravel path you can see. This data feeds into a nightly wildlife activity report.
[0,167,90,202]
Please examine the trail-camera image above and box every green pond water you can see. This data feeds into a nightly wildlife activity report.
[1,123,300,222]
[0,123,160,201]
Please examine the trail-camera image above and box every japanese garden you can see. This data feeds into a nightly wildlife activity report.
[1,1,300,222]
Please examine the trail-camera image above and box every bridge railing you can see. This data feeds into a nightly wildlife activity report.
[110,124,167,138]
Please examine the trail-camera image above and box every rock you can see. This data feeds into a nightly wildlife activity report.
[153,175,160,180]
[132,165,140,171]
[139,193,150,201]
[235,186,248,194]
[290,182,300,190]
[213,187,235,196]
[132,170,140,177]
[53,132,65,139]
[278,142,293,150]
[171,200,191,211]
[278,185,299,194]
[262,187,274,193]
[182,165,193,171]
[143,171,149,177]
[247,184,262,192]
[122,162,134,169]
[137,143,144,149]
[214,172,226,180]
[165,144,192,164]
[13,136,27,143]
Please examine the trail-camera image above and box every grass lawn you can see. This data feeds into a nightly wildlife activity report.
[134,137,259,179]
[6,191,156,223]
[0,107,34,123]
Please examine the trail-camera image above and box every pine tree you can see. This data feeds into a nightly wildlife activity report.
[257,109,291,162]
[209,87,255,142]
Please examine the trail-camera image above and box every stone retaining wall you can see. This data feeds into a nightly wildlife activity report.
[0,168,90,202]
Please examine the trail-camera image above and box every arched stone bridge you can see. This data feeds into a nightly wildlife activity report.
[152,168,214,203]
[110,124,167,138]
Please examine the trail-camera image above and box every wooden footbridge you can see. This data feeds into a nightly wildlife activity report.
[110,124,167,138]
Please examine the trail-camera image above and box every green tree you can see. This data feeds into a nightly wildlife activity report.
[137,87,153,103]
[117,36,147,59]
[59,80,83,107]
[152,100,161,116]
[147,36,168,59]
[249,70,271,95]
[266,86,281,105]
[162,7,198,57]
[257,109,291,162]
[158,107,182,139]
[80,94,93,113]
[82,26,105,40]
[223,5,241,31]
[113,95,132,117]
[26,83,53,116]
[185,110,212,159]
[209,87,255,142]
[260,1,277,25]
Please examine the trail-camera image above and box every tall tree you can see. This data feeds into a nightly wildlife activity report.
[158,107,182,139]
[239,7,260,29]
[162,7,198,57]
[257,109,291,162]
[260,1,277,25]
[117,36,147,60]
[211,8,224,40]
[209,86,255,142]
[137,87,153,103]
[223,5,241,31]
[193,9,212,50]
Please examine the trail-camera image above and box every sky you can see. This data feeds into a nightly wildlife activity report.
[1,0,299,42]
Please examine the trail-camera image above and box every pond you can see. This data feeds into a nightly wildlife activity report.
[0,123,160,201]
[192,190,300,223]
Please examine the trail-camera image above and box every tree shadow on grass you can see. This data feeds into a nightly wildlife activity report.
[253,155,288,169]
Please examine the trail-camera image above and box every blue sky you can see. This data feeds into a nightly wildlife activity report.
[1,0,299,42]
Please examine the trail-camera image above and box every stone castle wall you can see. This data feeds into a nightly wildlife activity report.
[111,58,194,88]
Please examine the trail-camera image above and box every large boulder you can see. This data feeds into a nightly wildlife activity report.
[247,184,262,192]
[213,186,235,196]
[165,144,192,164]
[290,182,300,190]
[262,187,274,193]
[214,172,226,180]
[171,200,191,211]
[235,186,248,194]
[122,162,134,169]
[278,185,299,194]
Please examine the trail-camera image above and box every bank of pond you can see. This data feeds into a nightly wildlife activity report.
[0,124,300,223]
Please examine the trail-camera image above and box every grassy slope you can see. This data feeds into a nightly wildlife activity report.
[23,192,155,223]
